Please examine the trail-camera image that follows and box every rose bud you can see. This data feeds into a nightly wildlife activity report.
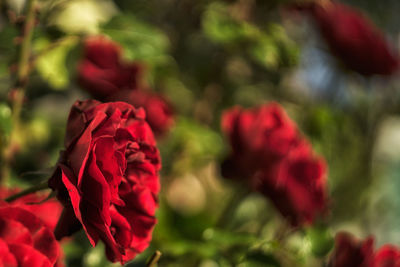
[375,245,400,267]
[108,89,174,137]
[0,202,61,266]
[289,2,399,76]
[49,100,161,264]
[328,232,374,267]
[77,36,143,100]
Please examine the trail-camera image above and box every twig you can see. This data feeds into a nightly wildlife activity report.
[146,250,162,267]
[5,180,49,202]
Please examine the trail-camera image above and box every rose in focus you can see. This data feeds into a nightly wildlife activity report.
[49,100,161,264]
[221,103,328,226]
[109,90,174,136]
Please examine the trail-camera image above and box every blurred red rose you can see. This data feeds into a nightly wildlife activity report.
[375,245,400,267]
[77,36,143,100]
[221,103,299,179]
[329,232,374,267]
[255,140,327,226]
[77,36,175,136]
[49,100,161,264]
[0,189,63,231]
[290,2,399,76]
[221,103,328,226]
[0,202,61,267]
[108,90,174,136]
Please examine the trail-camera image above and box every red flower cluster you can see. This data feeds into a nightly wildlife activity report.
[0,202,61,267]
[221,103,327,226]
[329,232,400,267]
[78,36,174,136]
[49,100,161,264]
[290,1,399,76]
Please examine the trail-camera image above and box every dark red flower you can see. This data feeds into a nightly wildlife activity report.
[328,232,374,267]
[221,103,328,226]
[0,201,61,267]
[221,103,299,179]
[375,245,400,267]
[291,2,399,76]
[0,189,63,231]
[108,90,174,136]
[255,140,327,226]
[77,36,143,100]
[49,100,161,264]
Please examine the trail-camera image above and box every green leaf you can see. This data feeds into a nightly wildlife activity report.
[102,14,170,65]
[47,0,117,34]
[33,36,78,89]
[0,103,12,137]
[305,225,334,258]
[202,2,247,44]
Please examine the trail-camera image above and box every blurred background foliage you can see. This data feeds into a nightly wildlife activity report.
[1,0,400,266]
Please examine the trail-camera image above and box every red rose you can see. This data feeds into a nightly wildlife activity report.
[0,202,61,267]
[221,103,328,225]
[329,232,374,267]
[221,103,299,179]
[77,36,143,100]
[291,2,399,76]
[0,189,63,231]
[375,245,400,267]
[255,140,327,226]
[49,100,161,264]
[108,90,174,136]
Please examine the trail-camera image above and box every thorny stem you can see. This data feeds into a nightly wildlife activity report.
[146,250,162,267]
[0,0,37,183]
[5,180,49,202]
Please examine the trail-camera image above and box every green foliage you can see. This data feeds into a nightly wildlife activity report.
[102,14,170,65]
[202,2,299,70]
[305,225,334,258]
[33,37,79,89]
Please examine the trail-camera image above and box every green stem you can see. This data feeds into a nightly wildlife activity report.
[0,0,37,183]
[146,250,162,267]
[5,180,49,202]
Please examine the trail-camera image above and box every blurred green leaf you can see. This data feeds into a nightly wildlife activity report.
[47,0,117,34]
[202,2,247,44]
[33,37,79,89]
[102,14,170,65]
[0,103,12,137]
[305,225,334,258]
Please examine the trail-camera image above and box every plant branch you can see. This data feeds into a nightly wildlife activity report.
[0,0,37,183]
[5,180,49,202]
[146,250,162,267]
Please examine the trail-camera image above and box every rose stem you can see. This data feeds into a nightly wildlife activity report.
[5,180,49,202]
[0,0,37,183]
[146,250,162,267]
